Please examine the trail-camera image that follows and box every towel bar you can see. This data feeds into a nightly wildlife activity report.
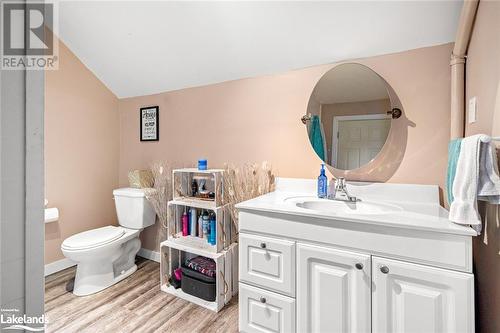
[479,136,500,143]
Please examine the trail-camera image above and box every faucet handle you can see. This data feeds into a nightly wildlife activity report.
[335,177,346,189]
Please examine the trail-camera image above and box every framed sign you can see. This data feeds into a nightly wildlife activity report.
[140,106,159,141]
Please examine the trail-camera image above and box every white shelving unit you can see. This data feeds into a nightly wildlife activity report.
[160,168,238,313]
[160,240,237,312]
[167,201,233,253]
[172,168,225,207]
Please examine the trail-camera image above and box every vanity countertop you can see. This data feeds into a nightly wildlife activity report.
[235,178,477,237]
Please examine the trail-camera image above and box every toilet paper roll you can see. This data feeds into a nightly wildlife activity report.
[45,207,59,223]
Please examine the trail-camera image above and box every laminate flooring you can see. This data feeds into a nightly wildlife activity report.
[45,257,239,333]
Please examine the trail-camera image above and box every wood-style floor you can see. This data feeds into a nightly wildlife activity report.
[45,257,239,333]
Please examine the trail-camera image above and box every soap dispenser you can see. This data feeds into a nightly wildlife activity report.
[317,164,328,198]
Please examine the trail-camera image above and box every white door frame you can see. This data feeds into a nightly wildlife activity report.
[332,114,391,167]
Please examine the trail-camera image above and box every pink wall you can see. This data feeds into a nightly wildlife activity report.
[118,43,453,251]
[464,2,500,332]
[45,40,120,263]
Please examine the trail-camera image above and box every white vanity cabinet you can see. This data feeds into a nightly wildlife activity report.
[297,243,371,333]
[240,234,474,333]
[237,181,476,333]
[372,256,474,333]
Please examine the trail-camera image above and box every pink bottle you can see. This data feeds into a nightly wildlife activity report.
[182,210,189,236]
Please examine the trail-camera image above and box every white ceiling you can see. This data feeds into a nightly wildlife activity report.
[55,0,463,98]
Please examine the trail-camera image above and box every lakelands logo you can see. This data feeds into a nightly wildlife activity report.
[1,1,58,70]
[1,308,47,331]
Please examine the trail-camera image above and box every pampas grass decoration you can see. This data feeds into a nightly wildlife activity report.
[128,169,154,188]
[142,162,171,229]
[224,162,276,232]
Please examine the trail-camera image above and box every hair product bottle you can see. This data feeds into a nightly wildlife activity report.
[182,208,188,236]
[209,212,216,245]
[190,207,197,237]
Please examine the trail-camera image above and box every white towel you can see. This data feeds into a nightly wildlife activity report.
[449,134,500,237]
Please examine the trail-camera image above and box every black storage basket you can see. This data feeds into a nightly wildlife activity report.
[181,266,216,302]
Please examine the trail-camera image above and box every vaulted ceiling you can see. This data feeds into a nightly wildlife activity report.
[56,1,463,98]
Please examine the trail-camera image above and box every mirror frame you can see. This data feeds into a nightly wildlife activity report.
[304,62,407,180]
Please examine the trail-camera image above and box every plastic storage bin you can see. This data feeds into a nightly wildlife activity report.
[181,266,216,302]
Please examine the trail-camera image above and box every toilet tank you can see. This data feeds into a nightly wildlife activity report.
[113,188,156,229]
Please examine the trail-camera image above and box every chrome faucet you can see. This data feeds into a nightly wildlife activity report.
[328,177,358,202]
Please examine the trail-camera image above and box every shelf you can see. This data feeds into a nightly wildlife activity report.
[161,284,219,312]
[173,168,225,174]
[173,169,224,207]
[167,233,219,254]
[169,198,219,210]
[160,239,223,259]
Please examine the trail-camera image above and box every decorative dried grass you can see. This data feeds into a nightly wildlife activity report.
[128,169,154,188]
[142,162,171,229]
[224,162,276,232]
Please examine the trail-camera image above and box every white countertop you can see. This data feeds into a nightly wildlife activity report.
[235,178,477,237]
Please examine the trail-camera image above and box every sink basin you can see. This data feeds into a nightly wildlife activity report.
[285,196,403,215]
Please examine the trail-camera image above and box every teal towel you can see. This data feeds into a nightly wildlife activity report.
[309,115,325,161]
[446,138,462,205]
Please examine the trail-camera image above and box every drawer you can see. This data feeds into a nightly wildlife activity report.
[239,283,296,333]
[239,233,295,296]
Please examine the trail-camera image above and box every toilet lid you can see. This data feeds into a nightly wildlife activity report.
[62,226,125,250]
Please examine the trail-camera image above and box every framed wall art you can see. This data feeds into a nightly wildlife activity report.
[140,106,159,141]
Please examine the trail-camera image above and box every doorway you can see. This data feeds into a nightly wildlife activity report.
[332,114,391,169]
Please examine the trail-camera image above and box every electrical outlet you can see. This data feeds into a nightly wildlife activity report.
[468,97,477,123]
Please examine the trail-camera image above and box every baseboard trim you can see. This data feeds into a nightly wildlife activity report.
[137,248,160,263]
[45,258,76,277]
[44,248,160,277]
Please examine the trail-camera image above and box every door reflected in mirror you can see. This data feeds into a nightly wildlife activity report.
[306,63,395,170]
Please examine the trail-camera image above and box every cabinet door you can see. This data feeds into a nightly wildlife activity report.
[372,256,474,333]
[297,243,371,333]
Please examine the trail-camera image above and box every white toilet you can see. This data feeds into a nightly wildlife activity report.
[61,188,155,296]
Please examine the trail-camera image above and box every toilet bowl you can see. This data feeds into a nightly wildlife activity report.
[61,188,155,296]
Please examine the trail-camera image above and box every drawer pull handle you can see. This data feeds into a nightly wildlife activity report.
[355,263,363,270]
[260,243,266,249]
[260,297,266,303]
[380,266,389,274]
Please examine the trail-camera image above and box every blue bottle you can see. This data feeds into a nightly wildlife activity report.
[317,164,328,198]
[209,213,216,245]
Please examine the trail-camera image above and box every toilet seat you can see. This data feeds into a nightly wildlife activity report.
[62,226,125,251]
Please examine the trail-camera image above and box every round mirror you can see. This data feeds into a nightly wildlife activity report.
[306,63,400,171]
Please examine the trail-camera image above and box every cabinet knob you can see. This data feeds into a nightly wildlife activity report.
[355,263,363,270]
[380,266,389,274]
[260,297,266,303]
[260,243,266,249]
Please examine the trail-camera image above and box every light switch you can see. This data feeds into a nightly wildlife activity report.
[468,97,477,123]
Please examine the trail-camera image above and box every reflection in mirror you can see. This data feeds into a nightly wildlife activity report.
[306,63,395,170]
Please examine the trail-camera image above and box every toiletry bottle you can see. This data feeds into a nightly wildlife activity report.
[182,209,189,236]
[190,207,197,236]
[198,210,204,237]
[328,178,336,199]
[191,178,198,197]
[317,164,328,198]
[198,159,207,170]
[209,212,216,245]
[202,211,210,240]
